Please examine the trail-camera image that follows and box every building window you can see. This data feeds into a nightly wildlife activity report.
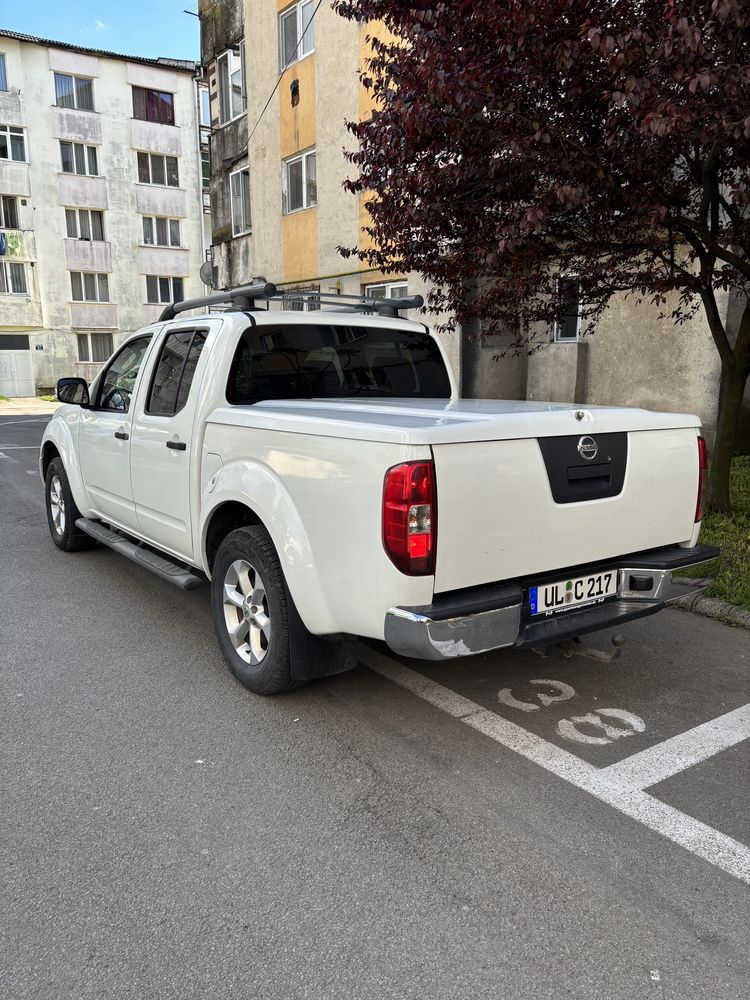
[364,281,409,300]
[0,55,7,92]
[0,195,19,229]
[279,0,315,68]
[0,261,27,295]
[60,141,98,176]
[201,148,210,191]
[283,283,320,311]
[54,72,94,111]
[65,208,104,241]
[137,152,179,187]
[142,216,181,247]
[230,168,251,235]
[199,87,211,127]
[146,275,184,304]
[553,276,581,342]
[0,125,26,162]
[132,86,175,126]
[76,331,113,362]
[70,271,109,302]
[282,149,316,214]
[217,44,246,124]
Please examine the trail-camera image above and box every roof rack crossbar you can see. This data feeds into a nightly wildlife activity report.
[158,282,278,321]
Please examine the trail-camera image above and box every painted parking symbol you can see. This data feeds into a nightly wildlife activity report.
[557,708,646,745]
[497,679,576,713]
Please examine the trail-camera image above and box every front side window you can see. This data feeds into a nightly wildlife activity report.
[137,152,179,187]
[132,86,175,125]
[54,72,94,111]
[60,141,98,176]
[282,149,316,213]
[65,208,104,241]
[97,336,152,412]
[230,168,251,235]
[70,271,109,302]
[147,329,207,415]
[142,216,181,247]
[0,125,26,162]
[554,276,581,342]
[0,55,7,92]
[0,195,19,229]
[0,261,27,295]
[76,331,113,363]
[226,324,452,404]
[146,275,184,305]
[217,45,246,124]
[279,0,315,68]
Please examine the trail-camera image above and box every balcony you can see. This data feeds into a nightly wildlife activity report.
[135,184,186,218]
[58,174,108,210]
[53,107,103,145]
[130,119,182,157]
[64,239,112,272]
[1,229,36,260]
[0,295,43,329]
[69,302,117,329]
[0,160,30,198]
[138,245,189,277]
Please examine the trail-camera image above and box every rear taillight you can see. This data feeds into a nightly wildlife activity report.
[695,436,708,522]
[382,461,436,575]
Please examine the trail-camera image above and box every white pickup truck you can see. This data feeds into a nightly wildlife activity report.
[41,282,717,694]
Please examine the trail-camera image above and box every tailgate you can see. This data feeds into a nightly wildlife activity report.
[432,427,700,593]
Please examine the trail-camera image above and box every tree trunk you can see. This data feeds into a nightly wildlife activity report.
[706,361,748,514]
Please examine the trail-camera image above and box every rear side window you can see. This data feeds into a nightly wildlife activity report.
[226,323,451,404]
[147,329,207,415]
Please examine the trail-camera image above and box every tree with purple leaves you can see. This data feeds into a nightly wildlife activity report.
[334,0,749,512]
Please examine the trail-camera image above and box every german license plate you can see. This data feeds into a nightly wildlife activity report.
[529,571,617,616]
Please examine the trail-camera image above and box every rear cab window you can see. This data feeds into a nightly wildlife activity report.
[147,329,208,415]
[226,323,451,404]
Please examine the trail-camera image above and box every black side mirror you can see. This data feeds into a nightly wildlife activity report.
[57,377,90,407]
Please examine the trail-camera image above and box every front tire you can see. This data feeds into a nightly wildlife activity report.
[210,526,295,695]
[45,458,95,552]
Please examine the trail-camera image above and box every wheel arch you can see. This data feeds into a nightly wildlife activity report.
[40,440,60,479]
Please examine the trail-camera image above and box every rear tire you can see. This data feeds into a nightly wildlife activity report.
[45,458,95,552]
[210,526,296,695]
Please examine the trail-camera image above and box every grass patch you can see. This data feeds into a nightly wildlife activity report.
[0,395,8,403]
[682,455,750,610]
[38,394,57,402]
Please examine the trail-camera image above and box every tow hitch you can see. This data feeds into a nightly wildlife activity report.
[533,633,626,664]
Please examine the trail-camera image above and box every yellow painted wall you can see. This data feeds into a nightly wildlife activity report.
[282,208,318,282]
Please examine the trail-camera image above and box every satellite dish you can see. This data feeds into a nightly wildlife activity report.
[200,260,214,287]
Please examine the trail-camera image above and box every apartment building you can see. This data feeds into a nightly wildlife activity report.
[199,3,743,444]
[0,29,210,395]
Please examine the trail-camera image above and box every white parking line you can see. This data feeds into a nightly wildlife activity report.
[0,445,41,449]
[601,703,750,789]
[0,451,19,463]
[363,650,750,886]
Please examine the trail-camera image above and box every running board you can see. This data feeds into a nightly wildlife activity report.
[75,518,202,591]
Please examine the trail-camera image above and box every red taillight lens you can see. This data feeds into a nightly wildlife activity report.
[695,435,708,522]
[383,461,436,575]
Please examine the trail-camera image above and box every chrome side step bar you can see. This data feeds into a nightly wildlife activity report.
[75,518,202,591]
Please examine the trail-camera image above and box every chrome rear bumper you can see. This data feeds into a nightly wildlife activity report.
[384,544,719,661]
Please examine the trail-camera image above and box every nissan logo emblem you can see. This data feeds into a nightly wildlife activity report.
[577,436,598,461]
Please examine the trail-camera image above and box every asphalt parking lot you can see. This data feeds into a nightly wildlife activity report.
[1,413,749,999]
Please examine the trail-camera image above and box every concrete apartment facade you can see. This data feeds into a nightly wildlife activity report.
[200,1,745,446]
[0,29,211,395]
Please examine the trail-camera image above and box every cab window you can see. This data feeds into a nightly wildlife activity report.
[147,330,207,416]
[96,336,152,412]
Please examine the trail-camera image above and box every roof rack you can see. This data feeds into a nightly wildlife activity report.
[158,282,424,322]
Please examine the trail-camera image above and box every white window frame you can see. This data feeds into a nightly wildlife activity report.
[0,124,27,162]
[0,261,28,295]
[0,194,19,229]
[65,208,105,242]
[279,0,315,70]
[76,331,113,363]
[137,151,179,188]
[70,271,110,303]
[0,54,7,92]
[282,149,316,214]
[217,44,246,125]
[60,141,98,176]
[230,168,251,236]
[553,274,581,343]
[54,72,95,112]
[146,275,184,305]
[364,281,409,300]
[199,87,211,127]
[142,216,181,247]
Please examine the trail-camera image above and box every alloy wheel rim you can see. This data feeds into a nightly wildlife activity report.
[49,475,66,535]
[222,559,271,665]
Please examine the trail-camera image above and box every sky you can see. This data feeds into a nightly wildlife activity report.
[1,1,200,62]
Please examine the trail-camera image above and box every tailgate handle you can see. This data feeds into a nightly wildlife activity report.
[567,462,610,483]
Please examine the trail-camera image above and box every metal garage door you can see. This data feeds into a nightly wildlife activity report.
[0,349,34,397]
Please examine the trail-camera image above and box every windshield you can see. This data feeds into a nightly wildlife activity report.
[226,323,451,403]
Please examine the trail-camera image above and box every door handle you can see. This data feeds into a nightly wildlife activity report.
[166,440,187,451]
[114,430,129,440]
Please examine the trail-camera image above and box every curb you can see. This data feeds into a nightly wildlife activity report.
[671,576,750,629]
